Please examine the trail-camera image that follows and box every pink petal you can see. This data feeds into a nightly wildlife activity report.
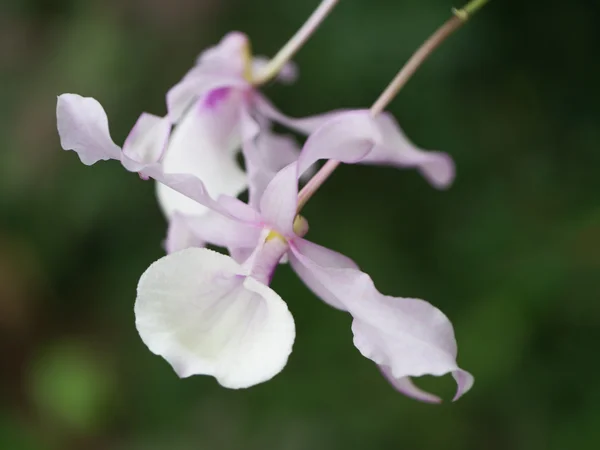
[167,32,250,123]
[241,229,290,284]
[195,32,250,76]
[253,93,346,135]
[296,110,380,175]
[121,113,171,172]
[145,166,252,224]
[165,210,262,259]
[379,368,442,404]
[289,239,473,402]
[164,213,206,254]
[241,118,303,208]
[56,94,122,165]
[259,163,299,236]
[365,114,456,189]
[288,239,358,311]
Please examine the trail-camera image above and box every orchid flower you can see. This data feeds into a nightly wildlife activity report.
[134,169,472,401]
[130,110,471,402]
[57,0,342,249]
[56,92,472,400]
[56,31,338,251]
[55,0,491,403]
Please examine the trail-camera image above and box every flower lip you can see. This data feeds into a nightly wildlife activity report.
[134,247,295,389]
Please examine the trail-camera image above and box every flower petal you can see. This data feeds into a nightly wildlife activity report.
[135,248,295,389]
[121,113,171,172]
[196,32,250,77]
[146,167,251,223]
[165,210,262,259]
[167,32,250,123]
[56,94,121,165]
[253,94,346,136]
[167,75,247,124]
[242,122,303,209]
[156,94,247,218]
[296,110,380,176]
[289,239,473,401]
[364,114,456,189]
[259,163,299,236]
[164,213,206,254]
[288,239,358,311]
[379,368,442,404]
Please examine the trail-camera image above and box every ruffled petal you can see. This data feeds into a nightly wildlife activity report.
[165,210,262,259]
[289,239,473,401]
[379,368,442,404]
[135,248,295,389]
[296,110,380,175]
[147,167,254,224]
[256,102,455,189]
[259,163,299,236]
[288,239,358,311]
[365,114,455,189]
[121,113,171,172]
[156,93,247,218]
[253,93,346,136]
[56,94,121,165]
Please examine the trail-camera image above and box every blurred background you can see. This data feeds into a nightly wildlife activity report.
[1,0,600,449]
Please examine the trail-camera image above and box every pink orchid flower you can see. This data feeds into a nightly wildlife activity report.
[56,32,318,249]
[122,110,469,402]
[135,167,471,402]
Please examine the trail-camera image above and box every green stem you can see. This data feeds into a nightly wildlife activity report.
[453,0,490,21]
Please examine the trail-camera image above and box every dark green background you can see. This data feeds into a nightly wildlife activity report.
[1,0,599,449]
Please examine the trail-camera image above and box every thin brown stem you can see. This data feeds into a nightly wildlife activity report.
[369,16,464,116]
[296,7,482,213]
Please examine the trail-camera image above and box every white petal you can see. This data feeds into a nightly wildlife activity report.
[156,93,247,218]
[135,248,295,389]
[56,94,121,165]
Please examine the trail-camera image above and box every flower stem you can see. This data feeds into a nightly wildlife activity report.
[252,0,340,86]
[296,0,489,213]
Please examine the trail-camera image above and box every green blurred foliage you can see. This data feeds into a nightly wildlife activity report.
[1,0,600,449]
